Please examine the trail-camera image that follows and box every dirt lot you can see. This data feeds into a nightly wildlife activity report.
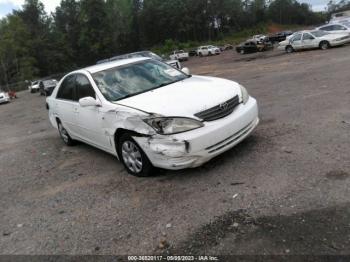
[1,46,350,256]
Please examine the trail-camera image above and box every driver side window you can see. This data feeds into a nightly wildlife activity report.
[291,34,302,42]
[76,74,96,101]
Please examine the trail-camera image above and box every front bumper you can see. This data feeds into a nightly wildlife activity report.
[134,97,259,170]
[277,45,286,51]
[0,96,10,104]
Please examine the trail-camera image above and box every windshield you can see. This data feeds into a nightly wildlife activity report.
[92,59,189,102]
[310,30,329,37]
[130,52,162,61]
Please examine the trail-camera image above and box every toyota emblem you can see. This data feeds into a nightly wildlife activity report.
[219,102,229,110]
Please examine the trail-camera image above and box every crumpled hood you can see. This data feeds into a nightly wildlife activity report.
[116,75,242,118]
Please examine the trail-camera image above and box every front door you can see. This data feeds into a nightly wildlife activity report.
[75,74,111,150]
[302,33,317,49]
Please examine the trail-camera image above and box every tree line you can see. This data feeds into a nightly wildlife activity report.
[0,0,329,88]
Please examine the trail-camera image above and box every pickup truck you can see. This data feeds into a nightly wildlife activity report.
[169,50,189,61]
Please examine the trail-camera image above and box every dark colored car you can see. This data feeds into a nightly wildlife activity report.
[39,79,58,96]
[236,40,273,55]
[188,49,198,56]
[268,31,293,43]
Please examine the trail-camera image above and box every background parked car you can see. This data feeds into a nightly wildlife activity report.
[29,81,39,93]
[252,34,268,43]
[169,50,189,61]
[97,51,182,69]
[236,40,273,54]
[223,44,234,50]
[278,30,350,53]
[268,31,294,43]
[188,49,197,56]
[197,45,221,56]
[0,90,10,104]
[316,23,350,34]
[39,79,58,96]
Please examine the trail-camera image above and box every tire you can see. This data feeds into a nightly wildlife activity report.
[240,49,245,55]
[30,89,34,93]
[209,52,212,56]
[199,52,203,57]
[118,133,155,177]
[320,41,330,50]
[286,45,294,54]
[57,121,75,146]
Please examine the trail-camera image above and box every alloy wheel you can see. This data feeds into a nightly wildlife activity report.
[58,124,69,144]
[122,141,143,173]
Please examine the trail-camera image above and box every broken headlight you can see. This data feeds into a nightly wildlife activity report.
[240,85,249,104]
[143,117,204,135]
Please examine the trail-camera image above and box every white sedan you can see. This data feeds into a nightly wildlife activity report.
[316,23,350,34]
[278,30,350,53]
[47,58,259,176]
[0,90,10,104]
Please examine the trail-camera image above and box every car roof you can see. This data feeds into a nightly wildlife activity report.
[83,57,149,74]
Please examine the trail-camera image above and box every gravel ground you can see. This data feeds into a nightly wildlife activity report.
[1,46,350,256]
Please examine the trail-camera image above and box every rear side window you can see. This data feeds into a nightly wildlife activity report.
[320,25,334,31]
[57,75,76,101]
[333,25,347,30]
[76,74,96,100]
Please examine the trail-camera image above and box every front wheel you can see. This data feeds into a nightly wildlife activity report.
[286,45,294,54]
[118,133,155,177]
[320,41,330,50]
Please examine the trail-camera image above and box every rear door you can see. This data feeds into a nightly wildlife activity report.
[75,74,111,150]
[55,74,80,136]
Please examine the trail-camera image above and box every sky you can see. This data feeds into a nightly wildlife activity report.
[0,0,331,18]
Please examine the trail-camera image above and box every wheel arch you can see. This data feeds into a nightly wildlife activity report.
[114,128,150,159]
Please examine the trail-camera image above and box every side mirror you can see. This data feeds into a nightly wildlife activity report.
[182,67,190,75]
[79,96,100,107]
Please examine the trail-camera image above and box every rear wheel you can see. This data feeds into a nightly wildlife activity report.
[58,121,75,146]
[320,41,330,50]
[199,52,203,57]
[286,45,294,53]
[118,133,155,177]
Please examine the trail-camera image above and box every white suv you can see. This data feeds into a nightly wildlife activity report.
[197,45,221,56]
[47,58,259,176]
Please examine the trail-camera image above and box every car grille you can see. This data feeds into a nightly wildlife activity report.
[194,95,240,121]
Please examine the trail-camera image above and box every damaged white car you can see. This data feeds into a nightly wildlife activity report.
[46,58,259,176]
